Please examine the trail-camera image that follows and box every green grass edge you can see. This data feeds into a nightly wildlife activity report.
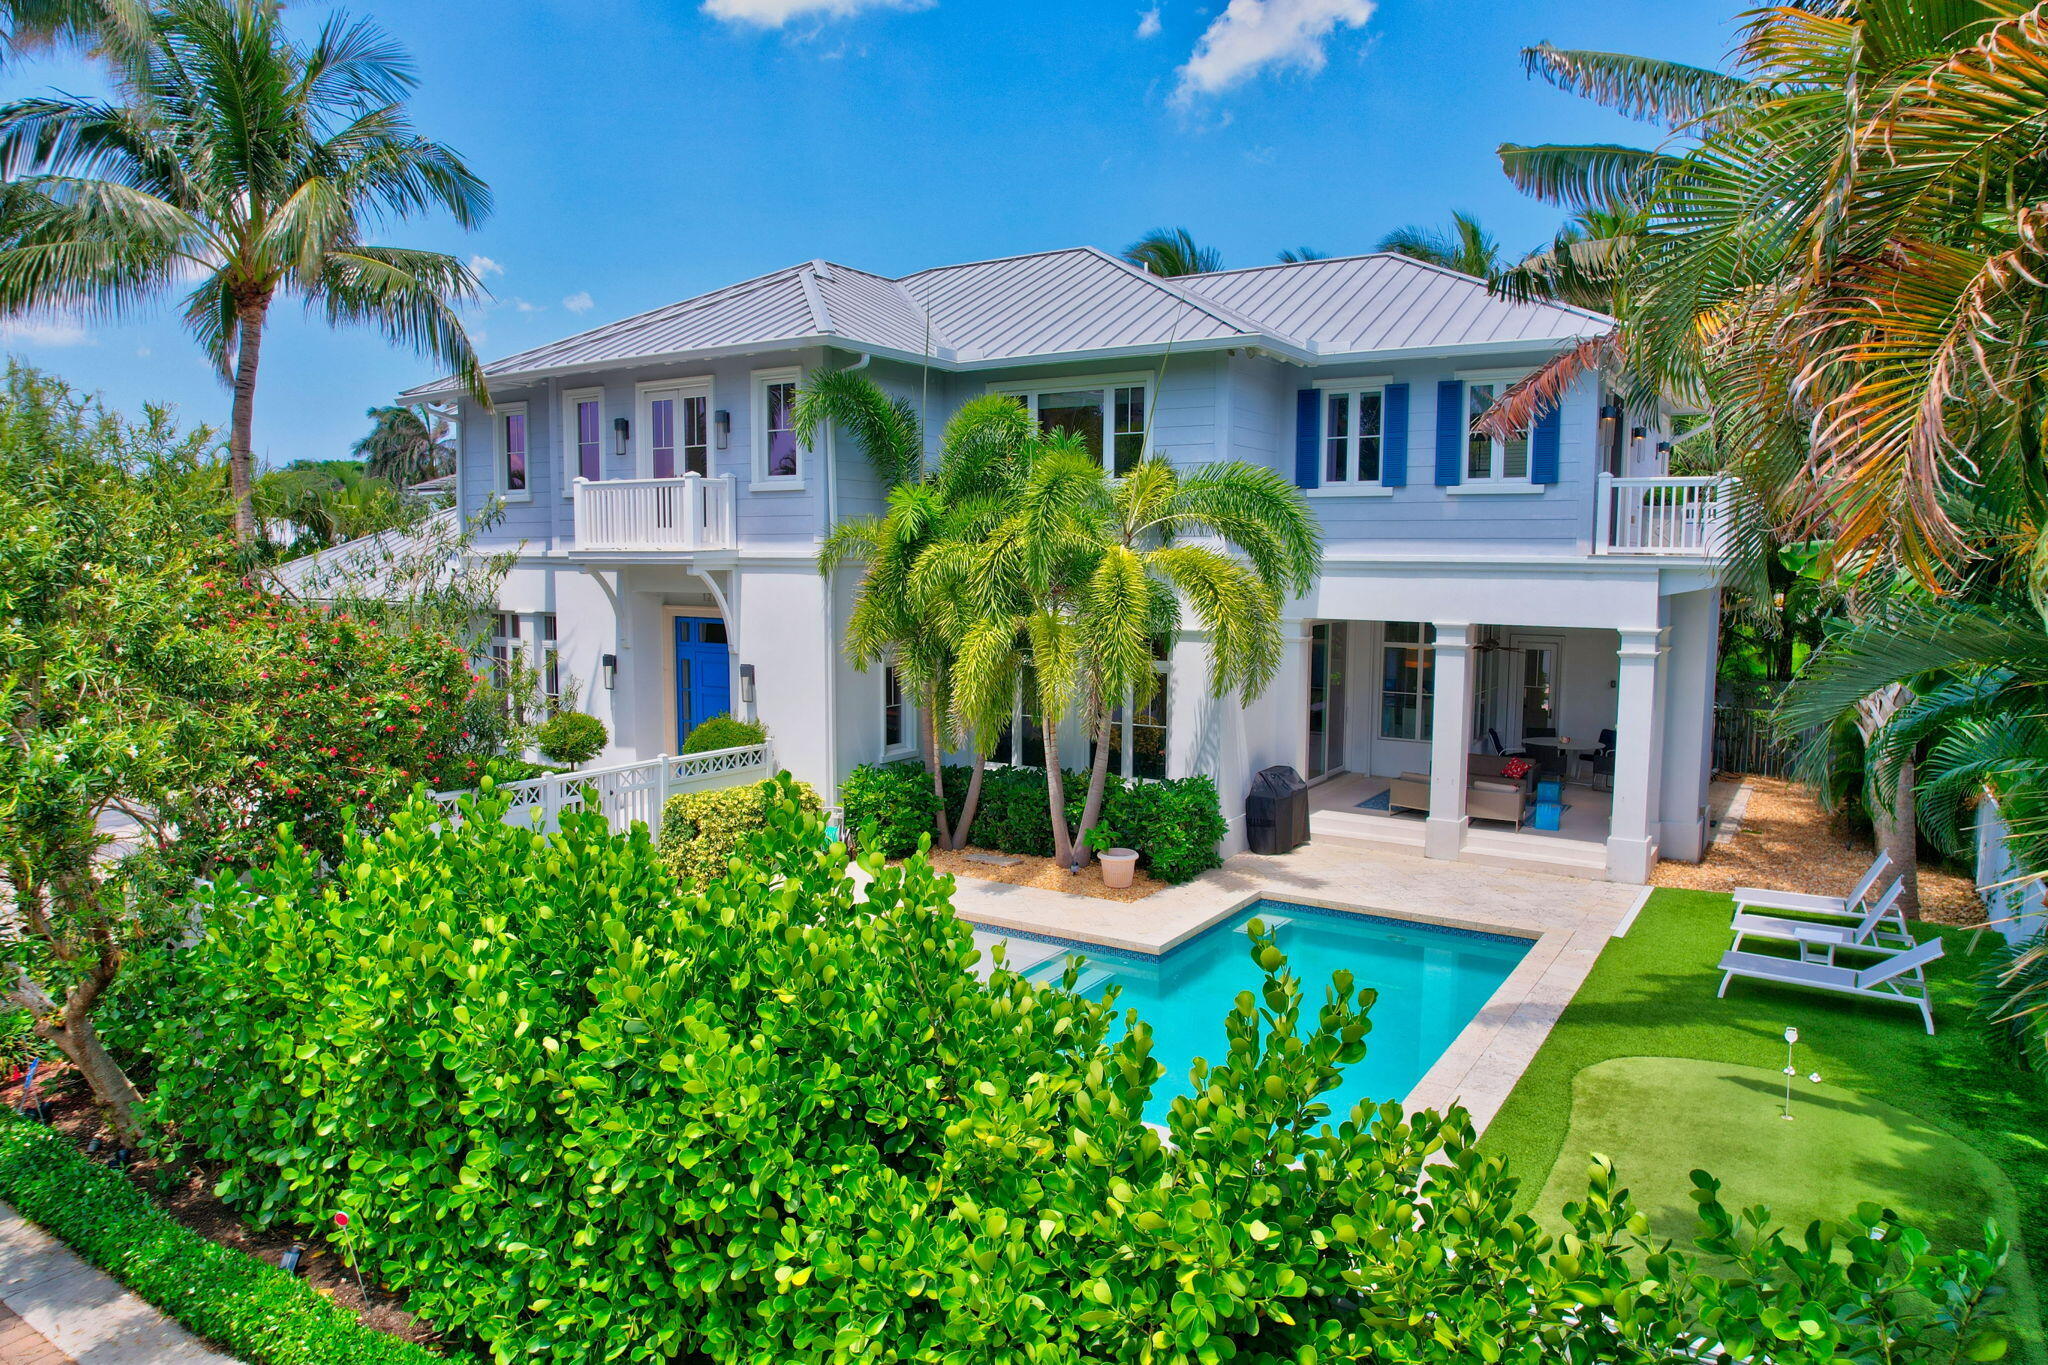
[0,1115,444,1365]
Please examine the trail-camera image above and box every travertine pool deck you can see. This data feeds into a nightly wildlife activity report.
[947,840,1645,1134]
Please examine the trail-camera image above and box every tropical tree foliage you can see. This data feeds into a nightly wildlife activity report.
[1373,210,1509,277]
[352,402,454,486]
[253,459,414,551]
[1120,225,1222,276]
[0,0,491,543]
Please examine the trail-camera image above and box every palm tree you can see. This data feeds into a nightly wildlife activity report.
[1121,226,1222,277]
[1,0,148,71]
[0,0,491,545]
[952,450,1320,868]
[354,402,454,486]
[1373,212,1503,278]
[802,370,1037,850]
[1276,247,1328,263]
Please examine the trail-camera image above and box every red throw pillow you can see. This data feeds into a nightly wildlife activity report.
[1501,756,1532,779]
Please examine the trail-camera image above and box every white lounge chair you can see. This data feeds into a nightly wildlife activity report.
[1730,879,1911,960]
[1732,852,1892,921]
[1716,936,1944,1034]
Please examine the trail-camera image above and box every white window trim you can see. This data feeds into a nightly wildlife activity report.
[1456,369,1533,488]
[1314,381,1391,488]
[634,376,713,481]
[494,401,530,502]
[880,662,916,759]
[986,371,1156,474]
[561,387,604,500]
[750,366,807,491]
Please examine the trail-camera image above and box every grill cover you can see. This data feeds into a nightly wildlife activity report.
[1245,765,1308,855]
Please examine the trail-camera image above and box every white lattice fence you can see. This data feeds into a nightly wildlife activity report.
[432,743,774,834]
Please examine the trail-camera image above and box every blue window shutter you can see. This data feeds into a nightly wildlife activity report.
[1434,379,1463,486]
[1380,383,1409,487]
[1531,400,1562,485]
[1295,388,1320,489]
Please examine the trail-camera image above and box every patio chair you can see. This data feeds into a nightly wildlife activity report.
[1732,852,1893,921]
[1729,878,1911,960]
[1716,935,1944,1034]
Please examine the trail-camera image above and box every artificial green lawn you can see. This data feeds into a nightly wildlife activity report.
[1478,888,2048,1360]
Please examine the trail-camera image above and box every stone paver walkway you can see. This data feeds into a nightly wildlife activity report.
[943,840,1644,1135]
[0,1201,234,1364]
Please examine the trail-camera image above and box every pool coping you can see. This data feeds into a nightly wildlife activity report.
[953,868,1622,1136]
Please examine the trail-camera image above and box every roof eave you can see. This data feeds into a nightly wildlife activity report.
[1301,333,1613,367]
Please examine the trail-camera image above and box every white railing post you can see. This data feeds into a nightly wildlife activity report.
[1594,471,1613,554]
[655,752,673,823]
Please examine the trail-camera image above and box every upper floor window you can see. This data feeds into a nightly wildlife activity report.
[640,379,711,480]
[563,388,603,495]
[995,375,1152,474]
[1464,378,1529,484]
[753,367,804,487]
[497,403,529,499]
[1323,386,1384,485]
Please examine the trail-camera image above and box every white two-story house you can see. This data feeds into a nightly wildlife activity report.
[396,246,1725,884]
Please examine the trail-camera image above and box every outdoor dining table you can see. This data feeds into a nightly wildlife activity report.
[1522,737,1595,784]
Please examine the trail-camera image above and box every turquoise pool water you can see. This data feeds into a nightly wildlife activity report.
[1031,900,1530,1123]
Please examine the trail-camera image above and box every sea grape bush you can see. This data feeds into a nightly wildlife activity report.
[151,780,2011,1363]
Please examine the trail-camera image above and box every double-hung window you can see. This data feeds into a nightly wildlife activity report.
[497,403,529,499]
[1463,377,1530,484]
[1380,622,1436,741]
[1105,644,1170,780]
[563,388,604,494]
[490,612,522,722]
[1322,385,1385,485]
[881,663,910,754]
[539,613,560,709]
[996,375,1152,474]
[752,367,804,487]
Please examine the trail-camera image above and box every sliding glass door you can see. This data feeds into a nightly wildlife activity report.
[1307,622,1348,779]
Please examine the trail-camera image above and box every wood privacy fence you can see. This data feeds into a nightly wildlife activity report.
[1713,704,1802,778]
[431,742,774,835]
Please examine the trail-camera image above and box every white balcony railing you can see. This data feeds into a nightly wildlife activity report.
[1595,474,1733,556]
[572,474,737,553]
[432,743,774,835]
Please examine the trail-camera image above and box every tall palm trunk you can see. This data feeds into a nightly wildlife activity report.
[950,738,987,851]
[1875,755,1921,917]
[227,293,273,545]
[1073,696,1116,867]
[920,696,952,849]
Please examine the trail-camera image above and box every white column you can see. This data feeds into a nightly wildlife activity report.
[1606,626,1667,882]
[1425,622,1474,861]
[1658,589,1720,861]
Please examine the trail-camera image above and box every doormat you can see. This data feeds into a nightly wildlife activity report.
[1356,790,1392,812]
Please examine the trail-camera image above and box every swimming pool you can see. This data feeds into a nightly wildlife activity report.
[1027,899,1530,1123]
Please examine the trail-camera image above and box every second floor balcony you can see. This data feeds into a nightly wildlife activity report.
[572,475,737,554]
[1595,474,1734,558]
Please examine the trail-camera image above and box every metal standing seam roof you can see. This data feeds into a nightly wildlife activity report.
[403,247,1613,399]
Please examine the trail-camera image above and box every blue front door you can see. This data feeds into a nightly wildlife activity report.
[674,617,732,748]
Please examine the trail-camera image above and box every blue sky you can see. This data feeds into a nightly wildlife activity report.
[2,0,1734,468]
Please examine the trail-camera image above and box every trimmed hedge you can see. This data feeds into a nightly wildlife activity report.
[0,1116,443,1364]
[658,775,821,884]
[534,711,607,766]
[841,760,1226,882]
[681,711,766,754]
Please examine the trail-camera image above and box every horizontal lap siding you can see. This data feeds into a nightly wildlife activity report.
[460,384,553,550]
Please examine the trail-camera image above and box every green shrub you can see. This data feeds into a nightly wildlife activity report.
[1104,773,1227,883]
[534,710,607,766]
[0,1116,441,1364]
[838,758,940,857]
[150,782,2015,1365]
[657,775,820,885]
[681,711,766,754]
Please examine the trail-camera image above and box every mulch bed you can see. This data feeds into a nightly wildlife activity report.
[1654,775,1984,925]
[921,846,1168,902]
[0,1059,470,1356]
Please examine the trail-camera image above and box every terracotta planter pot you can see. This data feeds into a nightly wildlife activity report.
[1097,848,1140,889]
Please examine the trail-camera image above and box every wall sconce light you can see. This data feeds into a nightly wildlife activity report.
[601,653,617,690]
[613,416,630,459]
[714,410,731,449]
[1630,426,1647,440]
[1656,441,1672,457]
[739,663,756,706]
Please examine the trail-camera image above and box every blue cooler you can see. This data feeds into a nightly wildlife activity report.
[1531,800,1564,831]
[1536,776,1564,805]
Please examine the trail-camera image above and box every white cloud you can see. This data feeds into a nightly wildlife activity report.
[513,298,545,314]
[1136,6,1161,38]
[563,291,594,314]
[1172,0,1374,105]
[468,254,505,279]
[0,314,93,347]
[136,345,152,358]
[702,0,930,28]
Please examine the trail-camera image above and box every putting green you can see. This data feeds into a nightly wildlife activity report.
[1530,1056,2040,1355]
